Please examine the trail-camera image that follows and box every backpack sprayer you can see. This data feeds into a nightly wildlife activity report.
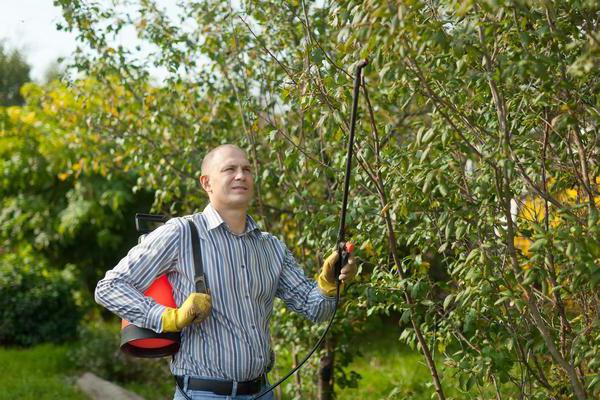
[119,213,181,357]
[120,213,207,357]
[119,60,368,398]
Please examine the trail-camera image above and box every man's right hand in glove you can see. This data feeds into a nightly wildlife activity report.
[161,293,212,332]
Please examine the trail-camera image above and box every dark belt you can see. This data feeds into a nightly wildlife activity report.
[176,375,264,396]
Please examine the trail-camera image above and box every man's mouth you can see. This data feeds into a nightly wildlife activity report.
[232,186,247,191]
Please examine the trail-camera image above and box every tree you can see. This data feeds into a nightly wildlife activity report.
[0,43,31,106]
[52,0,600,399]
[0,79,154,293]
[43,59,66,83]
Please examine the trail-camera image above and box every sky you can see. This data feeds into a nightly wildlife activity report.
[0,1,201,83]
[1,0,79,82]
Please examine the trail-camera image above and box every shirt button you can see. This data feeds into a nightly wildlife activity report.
[245,295,249,299]
[251,325,256,329]
[241,265,245,269]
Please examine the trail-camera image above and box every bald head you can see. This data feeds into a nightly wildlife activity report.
[201,144,246,176]
[199,144,254,212]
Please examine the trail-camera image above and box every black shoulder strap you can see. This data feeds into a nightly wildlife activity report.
[187,219,207,294]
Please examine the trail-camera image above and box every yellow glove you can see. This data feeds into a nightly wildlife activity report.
[161,292,212,332]
[317,248,357,297]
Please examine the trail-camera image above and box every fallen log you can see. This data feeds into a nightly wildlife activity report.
[76,372,145,400]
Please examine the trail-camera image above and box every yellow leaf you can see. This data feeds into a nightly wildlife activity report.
[6,107,21,122]
[21,111,36,125]
[514,236,531,256]
[360,240,375,257]
[521,197,545,222]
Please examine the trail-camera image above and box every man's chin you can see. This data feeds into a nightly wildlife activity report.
[227,196,252,208]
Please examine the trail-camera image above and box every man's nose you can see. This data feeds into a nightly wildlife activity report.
[234,168,246,180]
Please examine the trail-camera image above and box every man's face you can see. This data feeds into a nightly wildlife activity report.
[201,146,254,211]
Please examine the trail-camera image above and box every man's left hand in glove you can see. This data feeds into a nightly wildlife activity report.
[317,249,357,297]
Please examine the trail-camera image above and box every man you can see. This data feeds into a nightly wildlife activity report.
[95,144,357,399]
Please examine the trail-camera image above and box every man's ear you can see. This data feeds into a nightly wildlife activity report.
[200,175,211,193]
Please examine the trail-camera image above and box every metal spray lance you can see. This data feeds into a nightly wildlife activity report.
[253,59,368,400]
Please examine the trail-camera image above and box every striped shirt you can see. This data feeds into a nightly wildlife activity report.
[95,203,336,381]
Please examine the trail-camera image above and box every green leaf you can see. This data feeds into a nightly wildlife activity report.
[422,171,436,193]
[420,144,432,163]
[438,183,448,197]
[528,238,547,252]
[443,294,454,310]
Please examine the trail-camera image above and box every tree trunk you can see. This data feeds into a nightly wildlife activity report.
[292,349,302,399]
[318,338,335,400]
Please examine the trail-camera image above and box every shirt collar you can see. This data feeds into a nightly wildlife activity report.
[203,203,261,236]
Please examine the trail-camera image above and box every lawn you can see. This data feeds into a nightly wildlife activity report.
[334,329,464,400]
[269,319,464,400]
[337,339,437,400]
[0,323,467,400]
[0,344,86,400]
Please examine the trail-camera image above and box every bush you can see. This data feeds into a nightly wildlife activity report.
[68,320,171,386]
[0,254,83,346]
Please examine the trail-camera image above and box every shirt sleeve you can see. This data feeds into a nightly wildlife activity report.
[274,242,336,323]
[94,219,180,333]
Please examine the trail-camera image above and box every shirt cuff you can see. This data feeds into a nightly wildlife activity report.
[146,303,168,333]
[316,286,338,300]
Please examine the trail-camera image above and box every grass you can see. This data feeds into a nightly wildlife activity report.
[0,340,173,400]
[0,321,473,400]
[269,318,464,400]
[334,328,469,400]
[337,338,434,400]
[122,377,174,400]
[0,343,86,400]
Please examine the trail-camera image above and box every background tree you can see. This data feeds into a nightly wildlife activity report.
[43,59,66,83]
[0,79,155,293]
[0,43,31,106]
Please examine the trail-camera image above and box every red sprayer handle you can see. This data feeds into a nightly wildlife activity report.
[335,241,355,280]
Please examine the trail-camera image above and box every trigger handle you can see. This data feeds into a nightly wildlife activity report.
[335,241,354,281]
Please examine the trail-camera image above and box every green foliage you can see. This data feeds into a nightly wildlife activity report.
[31,0,600,398]
[0,43,30,106]
[335,1,600,398]
[0,250,83,346]
[0,86,154,292]
[68,320,172,399]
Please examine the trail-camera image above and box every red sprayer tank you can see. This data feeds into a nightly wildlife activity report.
[120,274,180,357]
[119,213,180,358]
